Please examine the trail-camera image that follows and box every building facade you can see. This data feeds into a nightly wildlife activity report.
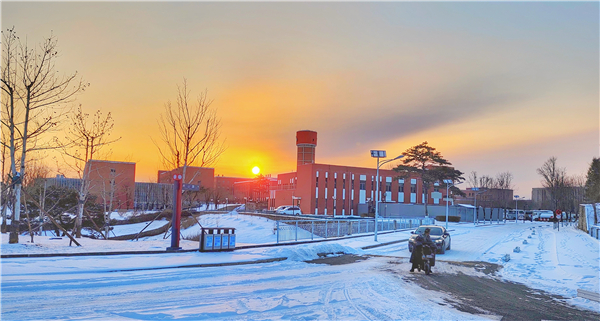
[86,160,136,210]
[272,130,450,216]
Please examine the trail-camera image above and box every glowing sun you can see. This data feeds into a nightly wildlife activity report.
[252,166,260,175]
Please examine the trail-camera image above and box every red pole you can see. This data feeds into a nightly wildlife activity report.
[168,174,183,251]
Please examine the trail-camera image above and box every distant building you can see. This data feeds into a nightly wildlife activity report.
[134,182,172,210]
[45,174,82,191]
[532,188,552,209]
[455,188,514,209]
[271,130,449,216]
[157,166,214,190]
[531,186,584,213]
[85,160,136,210]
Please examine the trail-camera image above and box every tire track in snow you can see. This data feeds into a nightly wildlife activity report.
[344,283,372,320]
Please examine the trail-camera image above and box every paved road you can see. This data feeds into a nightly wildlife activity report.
[398,260,600,321]
[313,255,600,320]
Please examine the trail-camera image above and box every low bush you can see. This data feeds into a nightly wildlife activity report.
[435,215,461,222]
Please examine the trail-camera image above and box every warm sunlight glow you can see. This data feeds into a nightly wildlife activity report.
[252,166,260,175]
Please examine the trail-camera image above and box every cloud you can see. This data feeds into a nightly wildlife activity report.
[318,74,530,156]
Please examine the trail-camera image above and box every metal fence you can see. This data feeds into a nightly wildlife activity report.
[276,217,435,243]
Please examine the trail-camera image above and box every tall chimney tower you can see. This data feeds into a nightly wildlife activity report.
[296,130,317,168]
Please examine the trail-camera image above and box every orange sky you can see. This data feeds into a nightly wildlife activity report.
[3,1,599,197]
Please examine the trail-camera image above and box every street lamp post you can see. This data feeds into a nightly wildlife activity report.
[443,180,462,230]
[472,188,479,225]
[370,150,404,242]
[514,195,525,223]
[471,188,487,225]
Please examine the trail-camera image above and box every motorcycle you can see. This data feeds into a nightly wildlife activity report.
[421,244,436,275]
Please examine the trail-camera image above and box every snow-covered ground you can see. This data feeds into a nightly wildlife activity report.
[1,213,599,320]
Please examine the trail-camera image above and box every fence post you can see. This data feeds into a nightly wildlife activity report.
[295,221,298,241]
[325,220,328,238]
[277,221,280,244]
[337,220,340,237]
[311,221,314,240]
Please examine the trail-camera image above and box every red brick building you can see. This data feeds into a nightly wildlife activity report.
[157,166,215,191]
[85,160,136,210]
[273,130,449,216]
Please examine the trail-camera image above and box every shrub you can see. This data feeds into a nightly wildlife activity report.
[435,215,461,222]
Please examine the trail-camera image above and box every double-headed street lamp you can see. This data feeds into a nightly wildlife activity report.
[443,179,462,230]
[371,150,404,242]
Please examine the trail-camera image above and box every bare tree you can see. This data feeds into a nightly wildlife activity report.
[61,105,118,238]
[154,78,226,184]
[1,28,86,243]
[467,171,478,189]
[537,157,567,212]
[495,172,514,190]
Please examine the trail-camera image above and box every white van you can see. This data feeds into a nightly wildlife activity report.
[506,210,525,220]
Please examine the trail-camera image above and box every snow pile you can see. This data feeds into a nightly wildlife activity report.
[273,242,362,261]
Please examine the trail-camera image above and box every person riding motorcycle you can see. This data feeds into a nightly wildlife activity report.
[410,227,436,273]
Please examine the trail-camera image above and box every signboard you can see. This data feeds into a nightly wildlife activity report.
[182,184,200,191]
[370,150,386,158]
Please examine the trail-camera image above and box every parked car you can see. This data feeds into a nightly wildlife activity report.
[280,206,302,215]
[532,210,551,221]
[274,206,290,214]
[538,210,560,221]
[408,225,451,254]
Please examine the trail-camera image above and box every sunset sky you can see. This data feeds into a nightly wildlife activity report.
[3,1,598,198]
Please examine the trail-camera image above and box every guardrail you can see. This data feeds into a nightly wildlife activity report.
[275,217,435,243]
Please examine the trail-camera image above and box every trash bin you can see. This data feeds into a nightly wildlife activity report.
[200,228,236,252]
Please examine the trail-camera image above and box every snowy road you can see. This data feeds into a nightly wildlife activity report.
[2,219,599,320]
[2,257,488,320]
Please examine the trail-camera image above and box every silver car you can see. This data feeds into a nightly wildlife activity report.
[408,225,451,254]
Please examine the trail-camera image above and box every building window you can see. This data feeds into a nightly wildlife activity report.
[334,178,337,189]
[371,176,375,194]
[316,176,318,187]
[434,186,439,192]
[399,180,404,192]
[386,181,392,192]
[411,182,417,193]
[360,179,366,190]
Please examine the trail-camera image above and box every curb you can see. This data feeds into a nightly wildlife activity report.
[1,229,413,259]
